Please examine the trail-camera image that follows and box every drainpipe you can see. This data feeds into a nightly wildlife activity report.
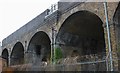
[103,1,113,71]
[51,27,54,64]
[51,26,57,64]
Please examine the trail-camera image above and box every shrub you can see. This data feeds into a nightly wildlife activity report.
[54,47,63,64]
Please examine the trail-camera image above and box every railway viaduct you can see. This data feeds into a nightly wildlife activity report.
[1,1,120,70]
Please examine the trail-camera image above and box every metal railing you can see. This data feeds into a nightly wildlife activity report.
[45,3,58,18]
[7,51,119,71]
[9,57,120,71]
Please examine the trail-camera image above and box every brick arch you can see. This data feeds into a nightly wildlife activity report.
[2,48,9,66]
[57,10,104,32]
[10,42,24,65]
[26,29,52,49]
[56,9,107,70]
[113,2,120,53]
[57,3,105,31]
[113,2,120,71]
[27,31,51,51]
[26,31,51,63]
[56,10,106,56]
[57,2,119,32]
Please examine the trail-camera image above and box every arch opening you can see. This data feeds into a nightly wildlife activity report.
[27,31,51,63]
[10,42,24,65]
[2,49,9,66]
[113,3,120,70]
[56,10,106,60]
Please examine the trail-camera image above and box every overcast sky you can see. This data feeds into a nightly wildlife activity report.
[0,0,119,44]
[0,0,59,43]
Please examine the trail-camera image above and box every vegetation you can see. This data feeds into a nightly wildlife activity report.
[50,46,63,64]
[54,47,63,64]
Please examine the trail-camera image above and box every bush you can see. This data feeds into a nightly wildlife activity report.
[54,47,63,64]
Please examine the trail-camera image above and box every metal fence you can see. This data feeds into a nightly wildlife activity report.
[10,53,120,71]
[11,59,120,71]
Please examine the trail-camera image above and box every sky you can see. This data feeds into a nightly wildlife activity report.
[0,0,59,43]
[0,0,119,44]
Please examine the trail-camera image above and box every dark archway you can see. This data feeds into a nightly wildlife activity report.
[56,10,106,58]
[27,31,51,63]
[10,42,24,65]
[2,49,9,66]
[113,3,120,71]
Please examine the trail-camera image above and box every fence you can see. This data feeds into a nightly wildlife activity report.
[10,59,120,71]
[9,52,120,71]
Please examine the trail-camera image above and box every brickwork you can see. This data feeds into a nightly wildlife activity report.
[1,2,120,71]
